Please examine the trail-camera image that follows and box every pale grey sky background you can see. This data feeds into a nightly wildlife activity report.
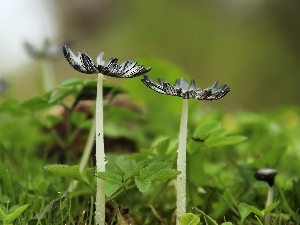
[0,0,58,74]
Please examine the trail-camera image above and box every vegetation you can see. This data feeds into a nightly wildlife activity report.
[1,58,300,225]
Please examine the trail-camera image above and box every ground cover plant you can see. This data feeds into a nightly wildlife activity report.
[1,50,300,225]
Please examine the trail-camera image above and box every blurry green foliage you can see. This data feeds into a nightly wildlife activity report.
[1,57,300,224]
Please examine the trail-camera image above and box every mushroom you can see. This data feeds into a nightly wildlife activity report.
[24,39,66,91]
[141,76,230,224]
[63,45,150,225]
[254,168,278,225]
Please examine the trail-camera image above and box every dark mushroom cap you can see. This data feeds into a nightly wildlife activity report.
[254,168,277,187]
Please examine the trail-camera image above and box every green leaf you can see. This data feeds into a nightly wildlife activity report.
[193,121,221,141]
[135,177,151,192]
[43,165,83,181]
[178,213,200,225]
[104,182,121,197]
[48,88,74,104]
[115,156,135,178]
[205,135,247,148]
[131,155,170,176]
[262,201,280,215]
[153,138,171,155]
[70,111,88,128]
[209,128,228,138]
[83,167,96,185]
[250,146,287,168]
[96,171,124,197]
[21,92,51,110]
[150,168,180,182]
[221,223,233,225]
[96,172,123,185]
[237,203,252,222]
[43,115,62,128]
[5,204,29,224]
[218,189,239,216]
[193,208,218,225]
[140,162,171,180]
[238,203,263,217]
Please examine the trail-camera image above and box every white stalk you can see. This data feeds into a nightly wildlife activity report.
[264,186,274,225]
[176,99,188,224]
[41,58,56,92]
[68,116,96,192]
[95,72,105,225]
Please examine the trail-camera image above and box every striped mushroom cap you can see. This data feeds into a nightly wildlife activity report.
[141,76,230,100]
[63,45,151,78]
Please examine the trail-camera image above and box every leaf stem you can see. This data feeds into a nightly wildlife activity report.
[95,73,105,225]
[176,99,188,224]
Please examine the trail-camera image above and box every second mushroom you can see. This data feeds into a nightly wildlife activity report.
[141,76,230,224]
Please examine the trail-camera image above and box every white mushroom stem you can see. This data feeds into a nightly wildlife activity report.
[176,99,188,224]
[95,72,105,225]
[264,186,274,225]
[41,58,56,92]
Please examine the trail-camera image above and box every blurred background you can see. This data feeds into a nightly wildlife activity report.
[1,0,300,111]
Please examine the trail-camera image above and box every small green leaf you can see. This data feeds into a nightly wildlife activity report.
[262,201,280,215]
[70,111,88,128]
[83,78,97,86]
[150,169,180,182]
[43,115,62,128]
[135,177,151,192]
[104,182,121,197]
[238,203,263,217]
[140,162,170,180]
[44,165,83,181]
[21,92,51,110]
[237,203,252,222]
[250,146,287,168]
[193,121,221,141]
[205,135,247,148]
[178,213,200,225]
[221,223,233,225]
[48,88,74,104]
[209,128,228,138]
[154,139,171,155]
[96,172,123,185]
[218,189,239,216]
[5,204,29,224]
[132,155,169,176]
[115,156,135,178]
